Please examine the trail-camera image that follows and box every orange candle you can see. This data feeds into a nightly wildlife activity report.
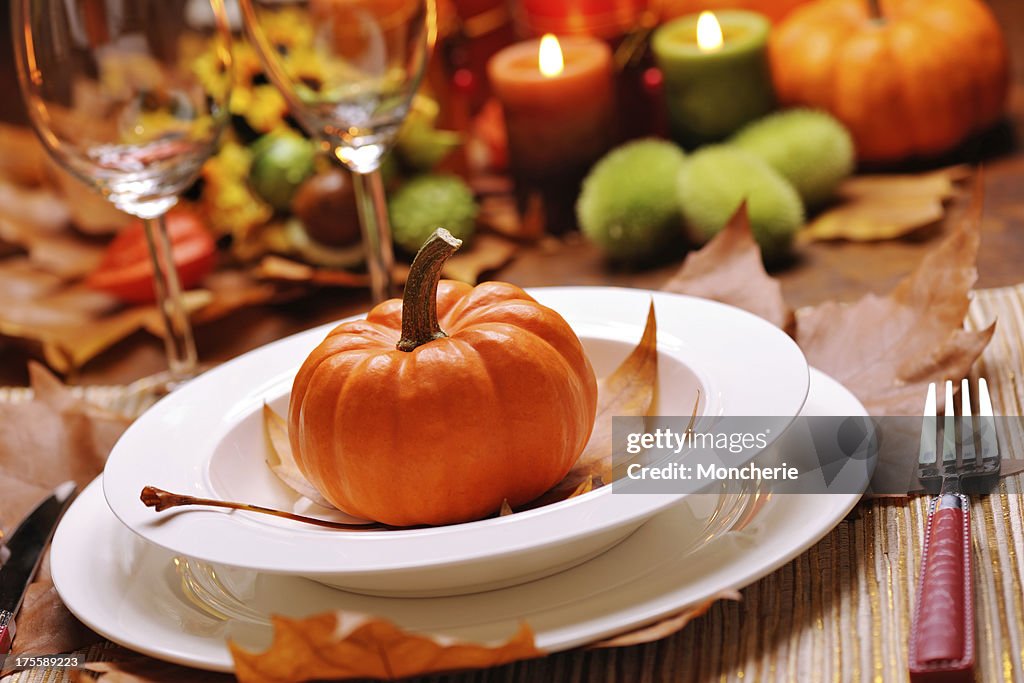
[487,34,614,181]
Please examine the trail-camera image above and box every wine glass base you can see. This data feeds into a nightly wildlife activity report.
[122,363,214,406]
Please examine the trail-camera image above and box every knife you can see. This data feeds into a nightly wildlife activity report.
[0,482,77,653]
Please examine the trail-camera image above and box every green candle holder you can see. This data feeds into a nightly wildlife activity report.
[652,10,775,148]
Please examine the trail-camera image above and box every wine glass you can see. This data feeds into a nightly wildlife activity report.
[238,0,435,302]
[13,0,232,387]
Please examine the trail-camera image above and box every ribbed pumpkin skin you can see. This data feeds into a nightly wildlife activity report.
[288,280,598,526]
[770,0,1009,162]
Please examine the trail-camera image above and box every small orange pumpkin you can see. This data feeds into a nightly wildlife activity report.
[770,0,1009,162]
[289,229,598,526]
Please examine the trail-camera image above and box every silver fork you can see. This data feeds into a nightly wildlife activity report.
[908,379,1000,681]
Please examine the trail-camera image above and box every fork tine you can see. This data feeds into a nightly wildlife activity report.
[919,382,938,465]
[960,379,977,467]
[942,381,957,465]
[978,377,999,461]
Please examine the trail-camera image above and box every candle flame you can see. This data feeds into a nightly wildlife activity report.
[696,12,723,52]
[538,34,564,78]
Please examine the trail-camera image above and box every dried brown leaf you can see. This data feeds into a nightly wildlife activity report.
[0,365,127,656]
[800,197,945,243]
[662,203,793,332]
[10,564,101,659]
[795,182,995,415]
[441,234,519,284]
[545,302,657,496]
[0,363,130,524]
[477,192,545,241]
[0,123,49,186]
[0,214,104,278]
[229,614,542,682]
[262,405,333,508]
[567,476,593,499]
[253,256,369,287]
[589,590,741,648]
[836,166,970,202]
[801,167,971,244]
[0,181,71,233]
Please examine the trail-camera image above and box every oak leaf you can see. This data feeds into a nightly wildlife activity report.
[229,614,542,682]
[662,203,793,332]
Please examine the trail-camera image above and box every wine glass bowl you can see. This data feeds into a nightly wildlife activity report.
[15,0,232,218]
[239,0,434,301]
[13,0,233,385]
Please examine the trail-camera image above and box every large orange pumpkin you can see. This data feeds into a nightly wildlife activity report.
[289,229,598,526]
[770,0,1009,162]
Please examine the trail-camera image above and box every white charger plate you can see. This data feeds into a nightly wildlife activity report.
[56,369,860,673]
[102,287,810,595]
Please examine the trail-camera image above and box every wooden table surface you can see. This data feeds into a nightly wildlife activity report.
[0,0,1023,388]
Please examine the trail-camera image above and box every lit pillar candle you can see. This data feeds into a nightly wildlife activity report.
[652,10,774,147]
[487,34,614,231]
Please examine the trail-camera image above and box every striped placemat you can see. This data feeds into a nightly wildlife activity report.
[4,284,1024,683]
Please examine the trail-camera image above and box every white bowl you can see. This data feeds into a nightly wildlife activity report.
[103,287,809,596]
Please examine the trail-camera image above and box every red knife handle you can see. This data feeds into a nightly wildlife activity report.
[0,609,13,653]
[909,495,974,682]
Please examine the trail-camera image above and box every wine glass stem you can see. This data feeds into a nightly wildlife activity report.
[142,214,199,381]
[352,169,395,303]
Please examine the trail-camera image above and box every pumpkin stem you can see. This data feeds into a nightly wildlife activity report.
[867,0,883,20]
[397,228,463,352]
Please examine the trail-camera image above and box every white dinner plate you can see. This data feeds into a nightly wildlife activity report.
[55,369,858,673]
[101,287,810,596]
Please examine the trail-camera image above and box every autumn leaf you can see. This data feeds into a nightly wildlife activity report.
[0,363,128,657]
[253,256,370,288]
[0,123,48,186]
[229,614,542,682]
[795,181,995,415]
[800,166,970,243]
[662,203,793,332]
[800,197,945,243]
[263,404,333,508]
[10,559,102,661]
[589,590,741,648]
[567,476,593,498]
[441,233,519,284]
[837,166,970,201]
[0,179,71,233]
[546,302,658,495]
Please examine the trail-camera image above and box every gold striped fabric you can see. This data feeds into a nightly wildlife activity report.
[5,284,1024,683]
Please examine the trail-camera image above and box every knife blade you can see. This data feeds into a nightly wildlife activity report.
[0,482,77,653]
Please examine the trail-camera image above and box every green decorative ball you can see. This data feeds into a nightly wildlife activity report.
[576,139,687,263]
[730,109,855,208]
[678,146,804,264]
[248,132,317,212]
[388,174,478,254]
